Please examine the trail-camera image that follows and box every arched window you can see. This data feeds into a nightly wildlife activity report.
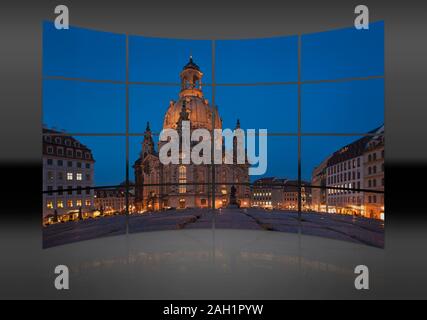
[179,165,186,193]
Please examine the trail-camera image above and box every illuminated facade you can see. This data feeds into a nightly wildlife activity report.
[133,57,250,211]
[363,127,385,219]
[325,137,367,215]
[282,180,312,211]
[251,178,311,210]
[314,125,385,219]
[252,177,283,209]
[42,128,95,224]
[94,184,135,216]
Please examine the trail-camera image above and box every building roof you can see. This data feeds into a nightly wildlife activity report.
[326,125,384,167]
[252,177,311,192]
[283,180,311,193]
[43,128,94,161]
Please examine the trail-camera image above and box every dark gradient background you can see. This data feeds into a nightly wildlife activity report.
[1,0,426,299]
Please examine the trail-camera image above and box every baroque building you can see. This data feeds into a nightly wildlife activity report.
[42,128,95,224]
[133,57,250,211]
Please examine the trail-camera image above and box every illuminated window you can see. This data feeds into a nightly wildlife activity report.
[47,201,53,209]
[76,200,82,207]
[67,172,73,180]
[178,165,186,193]
[67,200,73,208]
[85,199,91,207]
[57,200,64,208]
[76,173,82,181]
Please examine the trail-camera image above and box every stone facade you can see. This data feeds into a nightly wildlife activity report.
[363,131,385,219]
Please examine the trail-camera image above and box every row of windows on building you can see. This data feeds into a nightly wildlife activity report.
[253,192,272,197]
[45,135,81,147]
[97,199,126,207]
[328,182,361,194]
[46,199,92,209]
[328,170,361,184]
[46,158,91,169]
[46,186,93,196]
[46,171,91,182]
[253,201,272,206]
[329,196,362,205]
[46,145,91,159]
[328,158,361,175]
[367,164,384,175]
[367,194,381,204]
[367,150,384,162]
[367,178,385,188]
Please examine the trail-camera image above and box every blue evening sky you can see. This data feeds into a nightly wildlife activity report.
[43,21,384,186]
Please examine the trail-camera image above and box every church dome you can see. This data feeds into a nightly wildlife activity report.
[163,56,222,130]
[163,96,222,130]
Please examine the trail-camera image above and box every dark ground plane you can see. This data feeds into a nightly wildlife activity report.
[43,208,384,248]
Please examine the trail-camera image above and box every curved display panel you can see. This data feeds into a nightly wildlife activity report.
[42,21,384,248]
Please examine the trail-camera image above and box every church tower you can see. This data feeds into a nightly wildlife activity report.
[163,56,222,131]
[141,122,156,159]
[180,56,203,99]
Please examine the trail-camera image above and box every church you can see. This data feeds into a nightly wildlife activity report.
[133,57,251,211]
